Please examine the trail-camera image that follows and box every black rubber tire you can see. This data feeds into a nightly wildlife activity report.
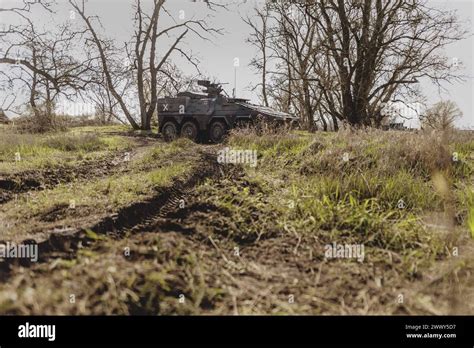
[162,121,178,142]
[209,120,227,143]
[180,121,199,142]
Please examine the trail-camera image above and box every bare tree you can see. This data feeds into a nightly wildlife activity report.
[0,1,57,90]
[243,5,271,107]
[89,71,123,125]
[0,3,97,131]
[245,0,467,130]
[245,3,325,130]
[421,100,462,130]
[304,0,467,127]
[274,4,320,130]
[70,0,222,130]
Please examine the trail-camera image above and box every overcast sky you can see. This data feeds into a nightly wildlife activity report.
[1,0,473,128]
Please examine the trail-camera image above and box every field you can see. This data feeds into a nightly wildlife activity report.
[0,124,473,315]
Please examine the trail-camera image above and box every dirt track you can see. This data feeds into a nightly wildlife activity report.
[0,135,473,315]
[0,138,157,205]
[0,156,431,315]
[0,141,248,314]
[0,144,221,276]
[0,149,418,314]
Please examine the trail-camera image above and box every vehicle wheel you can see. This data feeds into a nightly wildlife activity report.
[209,121,227,143]
[180,121,199,142]
[162,121,178,142]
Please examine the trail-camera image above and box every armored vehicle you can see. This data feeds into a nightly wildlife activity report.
[157,80,298,143]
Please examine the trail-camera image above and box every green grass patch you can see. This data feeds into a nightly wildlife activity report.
[0,129,133,173]
[142,137,195,162]
[200,129,474,276]
[3,158,193,223]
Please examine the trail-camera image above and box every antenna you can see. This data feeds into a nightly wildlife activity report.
[233,67,237,98]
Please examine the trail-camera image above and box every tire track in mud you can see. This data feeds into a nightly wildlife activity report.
[0,136,159,205]
[0,149,223,280]
[0,150,133,205]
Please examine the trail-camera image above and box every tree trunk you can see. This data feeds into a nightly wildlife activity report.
[332,114,339,132]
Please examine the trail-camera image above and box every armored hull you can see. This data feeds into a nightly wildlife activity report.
[157,81,298,143]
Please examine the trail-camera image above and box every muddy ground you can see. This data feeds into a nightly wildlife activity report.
[0,130,473,315]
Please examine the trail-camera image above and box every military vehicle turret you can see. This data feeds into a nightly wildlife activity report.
[157,80,298,143]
